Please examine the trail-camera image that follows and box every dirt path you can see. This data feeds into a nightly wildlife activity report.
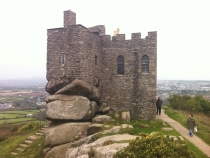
[156,109,210,157]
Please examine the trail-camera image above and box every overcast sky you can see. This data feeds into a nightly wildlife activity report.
[0,0,210,80]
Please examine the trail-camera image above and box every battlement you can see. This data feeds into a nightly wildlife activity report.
[101,31,157,42]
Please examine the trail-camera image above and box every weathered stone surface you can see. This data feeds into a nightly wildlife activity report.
[45,94,74,103]
[94,143,129,158]
[55,79,91,96]
[88,86,101,101]
[45,143,71,158]
[46,96,97,121]
[87,124,103,136]
[45,122,90,146]
[65,134,138,158]
[92,115,113,123]
[90,101,98,118]
[102,124,133,134]
[46,79,72,95]
[102,106,110,113]
[121,111,130,122]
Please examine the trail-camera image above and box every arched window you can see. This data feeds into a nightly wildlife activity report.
[118,55,124,75]
[61,54,65,65]
[95,55,98,66]
[142,55,149,73]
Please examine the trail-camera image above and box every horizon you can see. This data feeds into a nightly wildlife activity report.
[0,77,210,82]
[0,0,210,80]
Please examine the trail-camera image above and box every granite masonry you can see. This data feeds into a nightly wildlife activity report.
[46,10,157,120]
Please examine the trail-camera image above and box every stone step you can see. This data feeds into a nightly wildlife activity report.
[20,143,29,147]
[25,140,33,144]
[16,147,24,151]
[39,130,45,133]
[169,136,178,141]
[11,152,18,155]
[27,135,40,140]
[162,127,173,131]
[36,132,44,136]
[178,136,184,141]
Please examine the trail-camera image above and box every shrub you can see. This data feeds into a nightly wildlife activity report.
[18,122,39,132]
[114,132,196,158]
[10,125,18,132]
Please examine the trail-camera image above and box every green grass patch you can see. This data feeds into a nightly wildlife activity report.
[0,118,36,124]
[185,139,209,158]
[0,131,44,158]
[0,110,39,115]
[164,107,210,146]
[0,113,25,119]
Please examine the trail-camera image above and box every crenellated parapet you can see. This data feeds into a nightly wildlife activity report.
[101,31,157,49]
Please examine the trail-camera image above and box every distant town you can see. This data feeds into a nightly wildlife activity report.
[0,78,210,110]
[157,80,210,101]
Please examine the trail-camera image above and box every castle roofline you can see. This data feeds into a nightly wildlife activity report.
[47,24,87,30]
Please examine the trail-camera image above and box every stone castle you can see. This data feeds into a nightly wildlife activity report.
[46,10,157,120]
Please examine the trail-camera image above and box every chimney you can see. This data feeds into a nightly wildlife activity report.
[64,10,76,27]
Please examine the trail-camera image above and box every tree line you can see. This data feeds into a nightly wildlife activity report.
[167,94,210,116]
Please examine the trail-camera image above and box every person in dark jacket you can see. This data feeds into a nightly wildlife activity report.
[187,114,196,137]
[156,97,163,115]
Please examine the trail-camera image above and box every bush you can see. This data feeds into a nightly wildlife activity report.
[18,122,39,132]
[114,132,196,158]
[10,125,18,132]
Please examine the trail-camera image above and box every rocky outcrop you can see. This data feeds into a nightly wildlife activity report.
[92,115,113,124]
[55,79,91,95]
[46,96,97,121]
[45,122,90,146]
[44,143,71,158]
[44,79,112,158]
[55,79,101,101]
[65,134,138,158]
[46,79,72,95]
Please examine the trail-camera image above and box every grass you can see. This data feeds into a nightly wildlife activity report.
[0,131,44,158]
[164,106,210,146]
[0,113,26,119]
[0,108,209,158]
[0,118,36,124]
[0,110,40,125]
[0,110,40,114]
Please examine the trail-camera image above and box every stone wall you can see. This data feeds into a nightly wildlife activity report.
[46,25,102,86]
[100,32,157,119]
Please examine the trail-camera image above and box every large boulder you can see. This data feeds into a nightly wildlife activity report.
[65,134,138,158]
[55,79,101,101]
[46,96,97,121]
[88,86,101,101]
[46,79,72,95]
[92,115,113,124]
[121,111,131,122]
[55,79,92,96]
[44,143,71,158]
[94,143,129,158]
[45,94,75,103]
[45,122,90,147]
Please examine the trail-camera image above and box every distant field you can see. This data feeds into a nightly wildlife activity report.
[0,110,40,125]
[0,113,25,119]
[0,117,36,124]
[0,110,39,114]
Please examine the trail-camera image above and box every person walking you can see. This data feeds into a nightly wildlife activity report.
[187,114,196,137]
[156,97,162,115]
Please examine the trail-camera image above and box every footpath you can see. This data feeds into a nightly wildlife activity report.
[156,109,210,157]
